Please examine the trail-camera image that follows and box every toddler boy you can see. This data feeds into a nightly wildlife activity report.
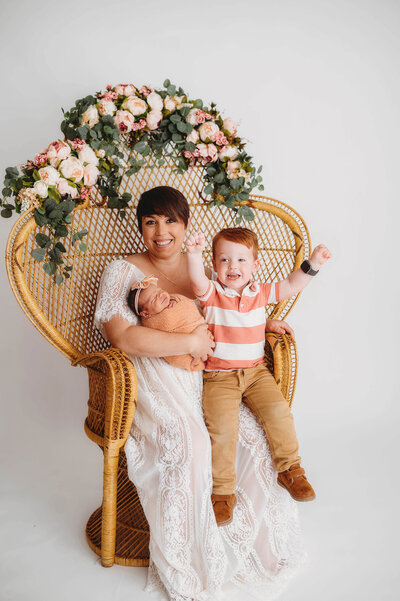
[185,227,331,525]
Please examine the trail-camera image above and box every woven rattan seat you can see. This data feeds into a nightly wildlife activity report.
[5,149,310,567]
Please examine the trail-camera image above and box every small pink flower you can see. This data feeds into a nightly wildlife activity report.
[106,84,112,90]
[139,86,154,97]
[119,122,128,132]
[24,160,35,171]
[131,119,146,131]
[34,153,48,167]
[211,131,229,146]
[71,138,87,151]
[80,186,92,200]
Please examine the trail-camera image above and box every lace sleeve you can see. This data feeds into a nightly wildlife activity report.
[94,259,140,341]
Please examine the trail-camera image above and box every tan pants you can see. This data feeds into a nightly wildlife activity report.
[202,363,301,495]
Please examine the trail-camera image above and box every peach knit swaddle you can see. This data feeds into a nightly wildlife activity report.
[142,294,206,371]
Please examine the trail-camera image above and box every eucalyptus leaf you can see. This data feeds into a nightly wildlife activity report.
[35,233,52,248]
[31,247,46,262]
[43,261,57,275]
[54,275,64,285]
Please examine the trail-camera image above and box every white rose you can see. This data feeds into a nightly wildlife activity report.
[239,168,251,183]
[59,157,84,182]
[226,160,241,179]
[199,121,220,142]
[219,145,239,161]
[33,180,48,198]
[147,91,163,112]
[171,95,185,109]
[207,144,219,162]
[146,110,162,130]
[81,105,99,128]
[122,96,148,116]
[97,99,117,117]
[196,143,210,159]
[186,108,199,126]
[115,84,136,96]
[114,110,136,132]
[83,164,100,187]
[47,140,71,166]
[78,145,99,166]
[164,97,176,112]
[38,165,60,186]
[223,117,238,136]
[186,129,199,144]
[57,178,79,198]
[96,148,106,158]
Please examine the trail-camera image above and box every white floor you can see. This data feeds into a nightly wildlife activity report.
[1,368,398,601]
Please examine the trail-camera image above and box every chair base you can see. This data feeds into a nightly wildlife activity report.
[86,506,150,567]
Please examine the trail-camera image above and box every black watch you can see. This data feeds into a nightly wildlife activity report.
[300,259,319,276]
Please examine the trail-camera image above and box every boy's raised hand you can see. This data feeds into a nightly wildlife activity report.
[185,231,206,254]
[310,244,332,269]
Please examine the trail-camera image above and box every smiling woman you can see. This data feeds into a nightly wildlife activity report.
[93,184,307,601]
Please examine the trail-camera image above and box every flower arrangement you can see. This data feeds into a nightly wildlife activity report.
[1,80,264,284]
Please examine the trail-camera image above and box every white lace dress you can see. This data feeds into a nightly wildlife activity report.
[94,259,306,601]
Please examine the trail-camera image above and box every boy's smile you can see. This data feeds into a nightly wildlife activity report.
[212,239,259,294]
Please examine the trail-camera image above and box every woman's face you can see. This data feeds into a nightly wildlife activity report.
[141,213,189,258]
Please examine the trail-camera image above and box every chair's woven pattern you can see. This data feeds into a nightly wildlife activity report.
[5,148,310,362]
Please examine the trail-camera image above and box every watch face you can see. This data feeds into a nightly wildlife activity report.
[301,260,311,274]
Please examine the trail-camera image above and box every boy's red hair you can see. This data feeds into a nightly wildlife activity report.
[212,227,258,259]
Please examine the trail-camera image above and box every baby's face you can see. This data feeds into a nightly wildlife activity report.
[213,239,259,293]
[139,284,171,318]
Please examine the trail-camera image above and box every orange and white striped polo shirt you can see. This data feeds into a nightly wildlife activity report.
[198,279,280,371]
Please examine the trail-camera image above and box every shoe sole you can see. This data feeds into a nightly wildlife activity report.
[277,480,316,502]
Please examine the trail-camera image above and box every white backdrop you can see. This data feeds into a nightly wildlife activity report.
[1,1,399,600]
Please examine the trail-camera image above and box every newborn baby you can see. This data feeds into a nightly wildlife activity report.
[127,275,206,371]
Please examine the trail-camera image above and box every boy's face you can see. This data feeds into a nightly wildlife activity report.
[139,284,171,318]
[212,239,260,293]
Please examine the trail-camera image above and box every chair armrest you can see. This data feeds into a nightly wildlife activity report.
[265,333,298,407]
[73,348,138,449]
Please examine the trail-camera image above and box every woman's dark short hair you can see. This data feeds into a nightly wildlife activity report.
[136,186,190,233]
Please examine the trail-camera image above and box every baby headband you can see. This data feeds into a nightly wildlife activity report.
[130,275,158,315]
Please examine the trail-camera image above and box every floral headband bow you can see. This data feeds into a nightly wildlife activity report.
[130,275,158,315]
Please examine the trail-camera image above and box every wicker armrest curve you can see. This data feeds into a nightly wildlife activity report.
[73,348,138,448]
[265,333,298,408]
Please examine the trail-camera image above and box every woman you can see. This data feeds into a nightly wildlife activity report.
[94,186,306,601]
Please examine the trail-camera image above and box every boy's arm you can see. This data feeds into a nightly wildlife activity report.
[278,244,332,300]
[185,231,210,297]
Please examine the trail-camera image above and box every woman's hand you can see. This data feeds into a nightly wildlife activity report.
[265,319,295,339]
[190,324,215,361]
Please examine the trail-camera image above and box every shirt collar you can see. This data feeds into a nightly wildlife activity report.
[216,278,259,297]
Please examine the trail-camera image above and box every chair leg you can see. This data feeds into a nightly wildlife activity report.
[101,443,119,567]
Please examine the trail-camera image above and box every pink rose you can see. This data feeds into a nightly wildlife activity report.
[71,138,86,151]
[146,110,162,130]
[59,157,84,182]
[196,143,218,162]
[211,131,228,146]
[223,117,238,136]
[83,164,100,187]
[131,119,146,131]
[33,153,48,167]
[38,165,60,186]
[114,110,136,133]
[122,96,148,116]
[199,122,220,142]
[57,178,79,198]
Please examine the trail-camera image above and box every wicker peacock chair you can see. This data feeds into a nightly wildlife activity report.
[5,147,310,568]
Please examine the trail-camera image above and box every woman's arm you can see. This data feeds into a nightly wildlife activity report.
[105,316,214,360]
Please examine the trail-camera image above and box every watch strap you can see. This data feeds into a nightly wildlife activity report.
[300,259,319,276]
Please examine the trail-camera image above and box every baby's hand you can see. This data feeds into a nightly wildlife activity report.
[185,231,206,254]
[310,244,332,269]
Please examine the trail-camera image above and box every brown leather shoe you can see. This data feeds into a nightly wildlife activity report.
[211,494,236,526]
[277,464,316,501]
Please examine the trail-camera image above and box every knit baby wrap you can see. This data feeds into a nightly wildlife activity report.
[142,294,206,371]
